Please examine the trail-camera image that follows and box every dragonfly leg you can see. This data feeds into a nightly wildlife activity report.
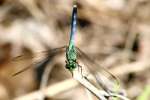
[77,64,84,78]
[71,71,73,77]
[77,64,80,72]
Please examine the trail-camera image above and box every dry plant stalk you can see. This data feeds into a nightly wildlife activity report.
[72,68,130,100]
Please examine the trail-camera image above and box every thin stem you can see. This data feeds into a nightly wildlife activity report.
[73,68,109,100]
[73,68,130,100]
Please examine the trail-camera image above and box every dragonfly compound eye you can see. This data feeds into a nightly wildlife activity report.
[65,60,77,70]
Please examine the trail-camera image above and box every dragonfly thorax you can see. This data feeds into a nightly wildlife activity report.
[66,46,77,71]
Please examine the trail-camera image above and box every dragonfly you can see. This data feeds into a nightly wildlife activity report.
[11,1,126,99]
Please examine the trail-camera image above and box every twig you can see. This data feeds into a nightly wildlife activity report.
[38,61,54,100]
[109,92,130,100]
[73,68,129,100]
[85,89,94,100]
[73,68,109,100]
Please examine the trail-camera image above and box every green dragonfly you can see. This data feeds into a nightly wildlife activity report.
[12,1,126,99]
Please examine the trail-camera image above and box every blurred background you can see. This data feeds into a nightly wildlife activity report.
[0,0,150,100]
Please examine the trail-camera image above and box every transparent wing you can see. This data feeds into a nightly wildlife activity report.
[11,50,49,62]
[35,46,66,83]
[75,47,120,93]
[12,46,66,76]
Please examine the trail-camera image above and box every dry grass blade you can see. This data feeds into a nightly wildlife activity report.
[73,67,129,100]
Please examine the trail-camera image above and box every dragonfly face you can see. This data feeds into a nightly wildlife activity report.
[65,59,77,71]
[65,46,77,71]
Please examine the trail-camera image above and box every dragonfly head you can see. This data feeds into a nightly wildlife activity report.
[65,60,77,71]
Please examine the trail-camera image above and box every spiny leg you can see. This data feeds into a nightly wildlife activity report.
[77,64,84,78]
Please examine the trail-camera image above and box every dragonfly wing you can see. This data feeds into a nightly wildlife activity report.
[12,46,66,76]
[11,46,67,61]
[12,63,33,76]
[35,46,66,82]
[11,50,49,62]
[75,47,119,92]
